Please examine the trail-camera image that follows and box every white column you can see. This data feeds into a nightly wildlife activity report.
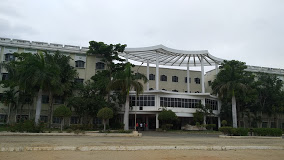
[218,100,222,128]
[126,53,128,62]
[201,56,205,93]
[155,52,159,90]
[215,63,219,74]
[146,116,149,130]
[187,62,190,93]
[156,113,159,129]
[147,60,150,91]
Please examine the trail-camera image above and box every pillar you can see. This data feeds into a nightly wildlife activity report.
[146,116,149,130]
[147,60,149,91]
[155,52,159,90]
[156,113,159,129]
[215,63,219,74]
[201,56,205,93]
[126,53,128,62]
[187,62,190,93]
[218,100,222,128]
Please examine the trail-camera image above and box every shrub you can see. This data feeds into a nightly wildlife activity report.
[221,120,227,126]
[110,122,124,130]
[206,124,216,130]
[9,120,45,133]
[253,128,282,136]
[66,129,72,133]
[161,124,173,131]
[235,128,249,136]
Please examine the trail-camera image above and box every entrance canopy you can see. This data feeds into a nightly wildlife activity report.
[121,45,224,67]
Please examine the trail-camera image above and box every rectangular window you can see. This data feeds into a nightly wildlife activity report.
[53,117,61,124]
[2,73,9,81]
[40,115,48,123]
[270,122,276,128]
[129,95,155,107]
[70,116,80,124]
[185,77,191,83]
[54,96,64,104]
[93,117,101,125]
[75,60,85,68]
[262,122,268,128]
[149,74,155,80]
[0,114,7,124]
[160,97,201,108]
[16,115,29,123]
[74,78,84,84]
[42,95,49,103]
[96,62,105,69]
[194,78,200,84]
[208,81,212,86]
[205,99,218,110]
[172,76,178,82]
[5,54,15,61]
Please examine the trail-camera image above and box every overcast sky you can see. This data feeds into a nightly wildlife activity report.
[1,0,284,70]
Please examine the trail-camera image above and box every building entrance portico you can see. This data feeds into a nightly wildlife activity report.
[129,114,157,130]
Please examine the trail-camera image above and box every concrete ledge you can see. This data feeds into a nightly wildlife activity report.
[219,135,282,139]
[1,145,283,152]
[0,131,142,137]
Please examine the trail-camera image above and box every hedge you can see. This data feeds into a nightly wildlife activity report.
[253,128,282,136]
[219,127,248,136]
[219,127,282,137]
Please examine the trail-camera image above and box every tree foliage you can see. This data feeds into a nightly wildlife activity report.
[158,109,178,124]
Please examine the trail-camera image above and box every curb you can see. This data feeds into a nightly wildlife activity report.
[0,145,283,152]
[0,132,142,137]
[219,135,282,139]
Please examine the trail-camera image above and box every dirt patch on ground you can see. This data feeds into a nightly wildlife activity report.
[0,150,283,160]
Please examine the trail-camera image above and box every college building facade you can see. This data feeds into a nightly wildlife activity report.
[0,37,283,130]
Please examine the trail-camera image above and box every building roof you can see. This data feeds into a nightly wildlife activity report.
[121,45,224,67]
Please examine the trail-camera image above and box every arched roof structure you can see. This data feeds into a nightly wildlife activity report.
[120,45,224,66]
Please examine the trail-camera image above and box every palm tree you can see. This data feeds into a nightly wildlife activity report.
[45,51,78,127]
[108,62,148,130]
[1,89,18,124]
[212,60,248,128]
[15,52,60,125]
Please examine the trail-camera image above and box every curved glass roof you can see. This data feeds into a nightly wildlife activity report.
[121,45,224,67]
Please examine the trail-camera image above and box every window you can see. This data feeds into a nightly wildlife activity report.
[172,76,178,82]
[74,78,84,84]
[270,122,276,128]
[93,118,102,125]
[129,95,155,106]
[96,62,105,70]
[149,88,154,90]
[149,74,155,80]
[53,117,61,124]
[208,81,212,86]
[162,89,167,91]
[70,116,80,124]
[40,116,48,123]
[194,78,200,84]
[172,90,178,92]
[5,53,15,61]
[185,77,191,83]
[161,75,167,81]
[160,97,201,108]
[42,95,49,103]
[75,60,85,68]
[205,99,218,110]
[54,96,63,104]
[16,115,29,123]
[2,73,8,81]
[195,91,200,93]
[262,122,268,128]
[0,114,7,124]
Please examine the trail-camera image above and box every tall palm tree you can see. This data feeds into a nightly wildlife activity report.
[212,60,247,128]
[45,51,78,127]
[1,89,18,124]
[15,52,60,125]
[108,62,148,130]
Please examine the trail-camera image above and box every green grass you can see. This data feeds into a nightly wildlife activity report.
[0,125,9,132]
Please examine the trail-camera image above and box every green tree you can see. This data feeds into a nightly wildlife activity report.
[212,60,250,128]
[158,109,178,124]
[196,103,214,125]
[45,51,78,128]
[1,89,18,124]
[108,62,148,130]
[10,52,60,125]
[53,105,72,131]
[97,107,113,131]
